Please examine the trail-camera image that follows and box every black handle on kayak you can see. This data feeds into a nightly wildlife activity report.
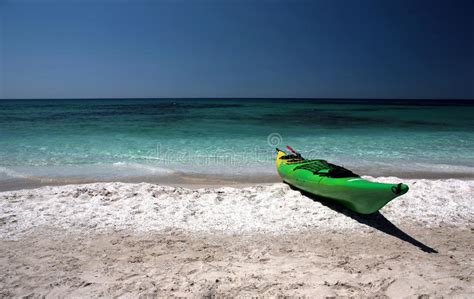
[286,145,302,157]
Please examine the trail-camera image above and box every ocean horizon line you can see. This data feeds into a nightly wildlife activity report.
[1,97,474,102]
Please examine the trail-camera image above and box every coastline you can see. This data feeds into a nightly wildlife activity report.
[0,172,281,192]
[1,167,474,192]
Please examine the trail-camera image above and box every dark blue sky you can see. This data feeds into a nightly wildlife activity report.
[1,0,473,99]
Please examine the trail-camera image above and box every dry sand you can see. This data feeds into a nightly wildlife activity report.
[1,179,473,297]
[1,228,472,297]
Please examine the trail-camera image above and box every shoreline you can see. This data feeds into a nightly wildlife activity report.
[0,173,281,192]
[1,168,474,192]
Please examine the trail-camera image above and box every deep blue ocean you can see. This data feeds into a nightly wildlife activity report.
[0,99,473,181]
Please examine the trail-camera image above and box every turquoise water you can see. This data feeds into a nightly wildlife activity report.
[0,99,473,180]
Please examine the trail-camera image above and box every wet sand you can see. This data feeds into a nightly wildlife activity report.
[1,168,474,192]
[0,173,281,192]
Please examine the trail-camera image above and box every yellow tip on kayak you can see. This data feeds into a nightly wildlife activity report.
[276,147,409,214]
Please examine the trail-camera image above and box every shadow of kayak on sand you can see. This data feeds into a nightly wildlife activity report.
[285,183,438,254]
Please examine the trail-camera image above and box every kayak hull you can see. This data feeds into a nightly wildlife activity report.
[276,150,408,214]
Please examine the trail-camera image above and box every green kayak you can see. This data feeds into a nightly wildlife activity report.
[276,147,409,214]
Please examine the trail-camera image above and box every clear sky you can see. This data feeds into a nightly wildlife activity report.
[1,0,473,99]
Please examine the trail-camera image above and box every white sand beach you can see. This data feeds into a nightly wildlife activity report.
[1,177,473,297]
